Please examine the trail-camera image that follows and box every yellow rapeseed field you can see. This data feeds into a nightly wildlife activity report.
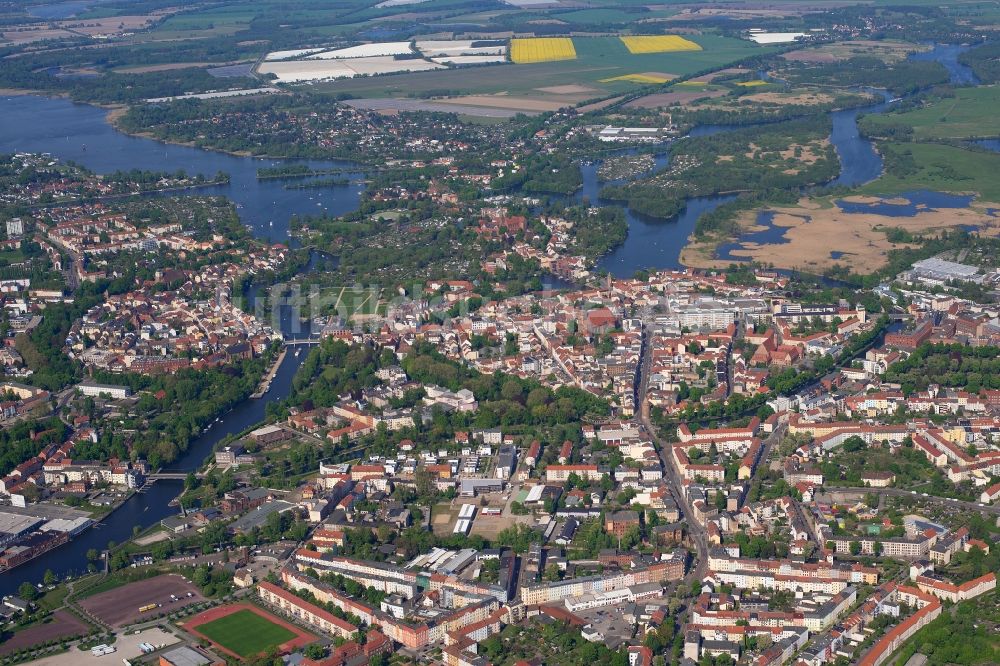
[735,80,770,87]
[620,35,702,54]
[510,37,577,64]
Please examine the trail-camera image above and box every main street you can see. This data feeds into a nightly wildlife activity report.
[635,325,709,583]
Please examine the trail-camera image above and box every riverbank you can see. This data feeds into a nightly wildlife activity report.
[0,489,136,577]
[22,178,232,212]
[251,347,288,398]
[104,106,375,166]
[105,106,259,157]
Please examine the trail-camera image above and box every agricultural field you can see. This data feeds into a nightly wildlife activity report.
[863,86,1000,140]
[510,37,577,64]
[782,39,927,64]
[625,88,727,108]
[602,73,674,84]
[259,39,509,82]
[259,57,444,83]
[185,604,313,658]
[620,35,702,54]
[314,35,771,111]
[307,42,413,59]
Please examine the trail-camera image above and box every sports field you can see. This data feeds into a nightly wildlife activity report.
[198,609,296,656]
[620,35,701,54]
[186,604,314,657]
[510,37,577,63]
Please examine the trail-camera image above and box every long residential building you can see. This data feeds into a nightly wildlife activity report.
[292,550,507,602]
[857,585,942,666]
[520,553,685,605]
[281,569,499,649]
[258,581,359,639]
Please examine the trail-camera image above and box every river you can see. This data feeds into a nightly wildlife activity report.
[0,347,310,595]
[0,272,322,595]
[587,91,888,277]
[0,42,977,590]
[0,96,355,593]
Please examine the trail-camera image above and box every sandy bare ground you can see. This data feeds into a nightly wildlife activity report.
[681,197,1000,274]
[347,97,523,117]
[626,89,726,108]
[578,96,626,113]
[689,67,750,83]
[743,91,838,106]
[667,7,801,20]
[839,195,912,205]
[781,50,840,63]
[0,611,90,656]
[798,40,928,64]
[105,106,128,123]
[536,84,598,94]
[471,513,534,540]
[435,95,568,111]
[744,138,829,164]
[2,28,78,44]
[78,573,205,627]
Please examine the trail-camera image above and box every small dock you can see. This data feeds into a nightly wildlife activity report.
[251,347,286,398]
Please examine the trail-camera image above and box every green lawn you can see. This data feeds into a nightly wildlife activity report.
[0,248,27,266]
[861,142,1000,201]
[866,85,1000,139]
[197,609,297,657]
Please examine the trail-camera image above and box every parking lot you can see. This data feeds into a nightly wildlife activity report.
[78,574,205,627]
[22,627,179,666]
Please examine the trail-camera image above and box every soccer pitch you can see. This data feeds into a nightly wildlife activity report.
[195,608,298,656]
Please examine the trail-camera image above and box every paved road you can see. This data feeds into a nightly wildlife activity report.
[820,486,1000,515]
[751,421,786,488]
[635,325,709,583]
